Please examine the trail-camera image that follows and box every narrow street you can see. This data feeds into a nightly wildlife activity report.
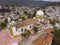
[20,30,44,45]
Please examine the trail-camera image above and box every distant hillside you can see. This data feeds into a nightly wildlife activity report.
[0,0,53,6]
[0,0,60,7]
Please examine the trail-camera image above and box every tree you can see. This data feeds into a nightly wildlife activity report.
[21,30,31,38]
[33,26,38,33]
[50,19,56,26]
[33,10,36,17]
[4,19,8,24]
[0,22,7,29]
[21,32,27,37]
[24,11,28,15]
[17,11,19,15]
[26,30,31,37]
[19,15,25,21]
[52,29,60,45]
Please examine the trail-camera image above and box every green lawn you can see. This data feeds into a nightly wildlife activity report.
[52,30,60,45]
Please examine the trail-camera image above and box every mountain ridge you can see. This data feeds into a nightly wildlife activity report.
[0,0,59,7]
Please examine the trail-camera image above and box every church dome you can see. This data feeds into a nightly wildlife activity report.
[36,10,44,16]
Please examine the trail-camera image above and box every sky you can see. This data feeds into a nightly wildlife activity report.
[34,0,60,2]
[42,0,60,2]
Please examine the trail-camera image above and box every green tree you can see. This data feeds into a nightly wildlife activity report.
[33,10,36,17]
[50,19,56,26]
[0,22,7,29]
[24,11,28,15]
[33,26,38,33]
[21,32,26,37]
[4,19,8,24]
[52,29,60,45]
[21,30,31,38]
[26,30,31,37]
[19,15,25,21]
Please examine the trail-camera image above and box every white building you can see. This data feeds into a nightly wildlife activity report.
[36,10,44,16]
[11,42,18,45]
[55,23,60,29]
[8,18,39,36]
[36,10,44,22]
[16,19,38,33]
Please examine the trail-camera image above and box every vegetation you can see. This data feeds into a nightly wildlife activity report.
[33,26,38,33]
[19,15,25,21]
[21,30,31,38]
[9,26,13,36]
[33,9,37,17]
[0,22,7,29]
[52,29,60,45]
[50,18,60,45]
[50,19,56,26]
[0,8,10,13]
[24,11,28,15]
[49,18,60,45]
[36,15,44,19]
[4,19,8,24]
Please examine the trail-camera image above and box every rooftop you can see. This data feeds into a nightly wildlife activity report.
[32,28,54,45]
[0,29,23,45]
[16,18,38,28]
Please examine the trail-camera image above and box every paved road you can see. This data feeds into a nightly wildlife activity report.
[20,30,44,45]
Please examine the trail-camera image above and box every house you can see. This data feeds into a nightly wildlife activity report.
[42,18,49,24]
[54,23,60,29]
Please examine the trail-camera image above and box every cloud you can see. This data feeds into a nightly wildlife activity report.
[42,0,60,2]
[33,0,60,2]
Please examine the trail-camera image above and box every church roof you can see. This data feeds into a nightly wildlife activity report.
[36,10,44,16]
[16,19,38,28]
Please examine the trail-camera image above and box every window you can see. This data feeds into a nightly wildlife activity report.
[25,29,26,31]
[30,25,31,28]
[21,28,23,32]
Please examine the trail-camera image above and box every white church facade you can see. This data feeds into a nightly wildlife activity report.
[7,10,46,36]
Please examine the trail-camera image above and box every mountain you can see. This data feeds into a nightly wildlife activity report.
[0,0,59,7]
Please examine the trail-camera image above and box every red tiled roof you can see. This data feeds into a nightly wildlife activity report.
[45,35,54,44]
[0,30,23,45]
[16,19,38,28]
[33,28,54,45]
[44,28,54,33]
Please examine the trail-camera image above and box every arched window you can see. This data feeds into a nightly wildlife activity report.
[25,29,26,31]
[30,25,31,28]
[21,28,23,32]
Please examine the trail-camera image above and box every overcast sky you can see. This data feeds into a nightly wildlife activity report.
[34,0,60,2]
[42,0,60,2]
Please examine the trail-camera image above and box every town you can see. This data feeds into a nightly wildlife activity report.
[0,5,60,45]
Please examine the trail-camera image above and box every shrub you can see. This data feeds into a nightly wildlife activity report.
[33,26,38,33]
